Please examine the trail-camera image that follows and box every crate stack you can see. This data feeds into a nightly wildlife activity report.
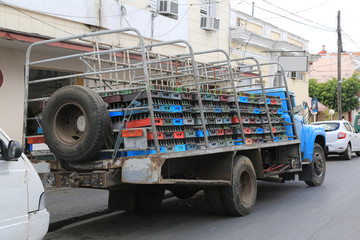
[101,85,290,157]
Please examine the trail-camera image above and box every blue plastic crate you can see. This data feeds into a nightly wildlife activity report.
[161,105,172,112]
[171,105,183,113]
[267,99,271,104]
[277,109,284,114]
[256,128,263,134]
[37,127,43,134]
[214,107,222,113]
[127,149,157,157]
[254,108,260,114]
[175,144,186,152]
[239,96,248,103]
[234,139,243,145]
[274,137,278,142]
[195,130,209,137]
[160,146,166,153]
[223,118,232,124]
[173,118,183,126]
[109,111,124,117]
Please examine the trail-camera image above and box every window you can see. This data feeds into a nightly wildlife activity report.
[286,71,304,81]
[344,123,351,132]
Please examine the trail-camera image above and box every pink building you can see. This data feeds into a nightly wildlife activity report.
[309,45,360,82]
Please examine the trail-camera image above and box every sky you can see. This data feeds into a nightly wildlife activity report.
[231,0,360,54]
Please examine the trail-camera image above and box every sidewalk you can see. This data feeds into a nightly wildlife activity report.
[45,187,110,231]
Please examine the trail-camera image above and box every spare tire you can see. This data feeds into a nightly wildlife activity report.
[42,85,110,163]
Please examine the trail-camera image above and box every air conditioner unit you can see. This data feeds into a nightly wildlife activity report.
[200,17,220,31]
[158,0,178,16]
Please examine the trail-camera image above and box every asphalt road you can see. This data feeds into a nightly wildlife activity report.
[45,155,360,240]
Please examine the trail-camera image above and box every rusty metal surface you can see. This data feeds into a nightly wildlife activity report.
[159,179,231,185]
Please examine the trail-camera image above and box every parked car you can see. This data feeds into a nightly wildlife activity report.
[311,120,360,160]
[0,128,49,239]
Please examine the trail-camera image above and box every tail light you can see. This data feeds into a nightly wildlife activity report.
[338,132,346,139]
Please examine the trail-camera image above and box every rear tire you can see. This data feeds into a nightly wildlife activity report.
[343,144,352,160]
[356,151,360,156]
[221,155,257,216]
[42,86,110,163]
[305,143,326,186]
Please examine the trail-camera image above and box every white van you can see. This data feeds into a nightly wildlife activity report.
[0,128,49,240]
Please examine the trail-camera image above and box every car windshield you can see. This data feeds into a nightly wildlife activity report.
[311,122,340,132]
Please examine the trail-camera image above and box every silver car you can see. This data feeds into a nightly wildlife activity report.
[311,120,360,160]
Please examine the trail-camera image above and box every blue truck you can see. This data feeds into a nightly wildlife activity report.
[24,28,326,216]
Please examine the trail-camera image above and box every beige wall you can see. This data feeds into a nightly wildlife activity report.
[287,77,309,107]
[0,48,25,141]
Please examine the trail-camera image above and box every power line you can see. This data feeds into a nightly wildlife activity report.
[261,0,333,20]
[154,5,191,38]
[238,0,336,33]
[261,0,335,31]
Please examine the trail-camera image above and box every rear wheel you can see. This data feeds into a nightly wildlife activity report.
[355,151,360,156]
[305,143,326,186]
[343,144,352,160]
[42,86,110,163]
[221,155,257,216]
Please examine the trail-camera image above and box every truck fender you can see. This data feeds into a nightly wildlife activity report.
[300,125,326,162]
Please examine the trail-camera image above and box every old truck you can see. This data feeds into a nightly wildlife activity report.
[24,28,326,216]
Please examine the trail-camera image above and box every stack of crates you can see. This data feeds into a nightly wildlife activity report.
[101,85,289,157]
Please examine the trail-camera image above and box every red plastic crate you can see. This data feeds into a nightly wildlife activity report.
[244,128,251,134]
[220,95,229,101]
[147,132,164,140]
[217,129,225,135]
[231,117,240,123]
[270,99,277,105]
[246,139,253,144]
[174,131,185,139]
[272,127,276,133]
[126,118,163,128]
[225,129,233,135]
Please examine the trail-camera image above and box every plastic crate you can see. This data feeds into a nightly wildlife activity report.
[185,144,197,150]
[175,144,186,152]
[147,132,164,140]
[126,118,163,128]
[109,111,124,117]
[195,130,209,137]
[174,131,185,139]
[173,118,183,126]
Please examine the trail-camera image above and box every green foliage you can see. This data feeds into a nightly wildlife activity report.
[309,74,360,112]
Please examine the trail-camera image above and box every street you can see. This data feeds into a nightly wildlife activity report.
[45,155,360,240]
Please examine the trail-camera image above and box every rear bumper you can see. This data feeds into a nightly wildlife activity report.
[326,140,348,153]
[28,209,50,240]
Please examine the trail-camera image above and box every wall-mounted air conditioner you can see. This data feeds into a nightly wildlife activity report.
[158,0,178,16]
[200,17,220,31]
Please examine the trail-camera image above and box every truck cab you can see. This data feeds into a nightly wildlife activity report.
[0,128,49,239]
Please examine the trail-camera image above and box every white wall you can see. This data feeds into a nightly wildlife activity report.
[2,0,189,42]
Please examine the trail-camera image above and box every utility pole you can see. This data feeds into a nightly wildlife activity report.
[337,11,343,120]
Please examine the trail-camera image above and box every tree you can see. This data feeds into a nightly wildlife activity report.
[309,74,360,112]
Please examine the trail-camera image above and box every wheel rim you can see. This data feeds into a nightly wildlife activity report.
[239,169,253,204]
[313,152,324,177]
[53,102,87,145]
